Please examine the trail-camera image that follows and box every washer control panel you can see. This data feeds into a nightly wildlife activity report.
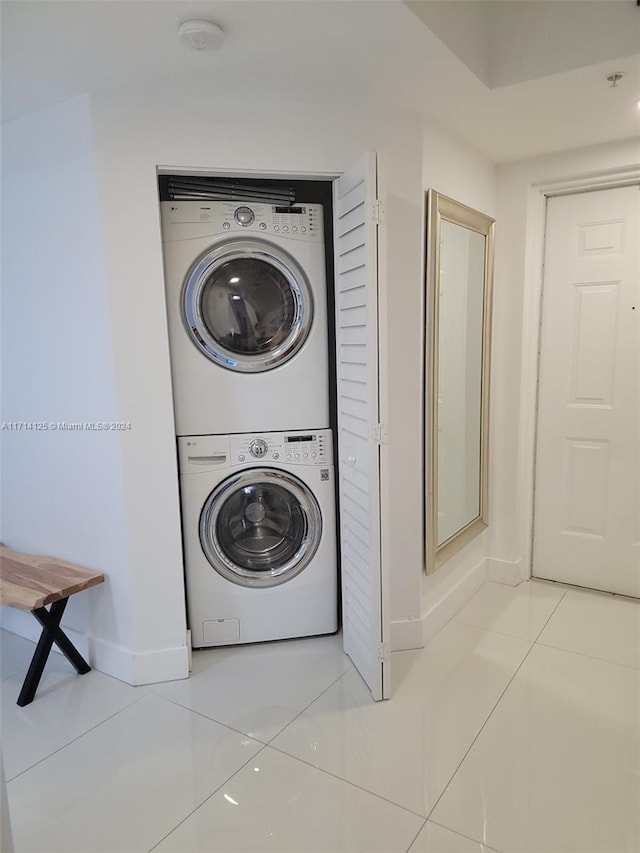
[249,438,268,458]
[162,201,323,242]
[230,430,332,466]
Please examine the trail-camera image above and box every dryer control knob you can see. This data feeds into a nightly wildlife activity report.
[249,439,268,458]
[234,206,255,226]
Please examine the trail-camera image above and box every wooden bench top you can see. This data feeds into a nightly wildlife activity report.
[0,545,105,611]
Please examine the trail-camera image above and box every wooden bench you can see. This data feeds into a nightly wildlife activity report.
[0,545,105,706]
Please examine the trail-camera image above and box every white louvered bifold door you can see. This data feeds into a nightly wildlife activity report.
[333,152,388,701]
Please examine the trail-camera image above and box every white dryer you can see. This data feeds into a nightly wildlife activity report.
[161,201,330,436]
[179,429,338,647]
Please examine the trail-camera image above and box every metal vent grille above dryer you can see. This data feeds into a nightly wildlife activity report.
[167,176,295,205]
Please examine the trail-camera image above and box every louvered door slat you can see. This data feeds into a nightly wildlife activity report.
[333,152,386,701]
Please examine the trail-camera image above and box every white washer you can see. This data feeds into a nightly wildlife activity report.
[179,429,338,647]
[161,201,330,436]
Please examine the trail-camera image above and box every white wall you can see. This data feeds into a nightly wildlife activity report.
[493,137,640,581]
[87,92,426,653]
[4,91,545,676]
[0,96,137,671]
[421,123,497,635]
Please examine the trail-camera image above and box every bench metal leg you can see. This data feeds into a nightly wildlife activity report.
[17,598,91,707]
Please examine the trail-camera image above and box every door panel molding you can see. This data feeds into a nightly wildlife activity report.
[518,172,639,594]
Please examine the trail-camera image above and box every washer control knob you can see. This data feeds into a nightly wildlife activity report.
[312,452,317,459]
[238,454,245,462]
[303,452,309,458]
[259,222,267,230]
[249,439,268,458]
[286,453,292,460]
[272,452,280,460]
[234,206,255,226]
[223,222,231,230]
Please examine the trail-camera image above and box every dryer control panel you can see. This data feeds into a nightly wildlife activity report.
[161,201,323,243]
[230,429,333,466]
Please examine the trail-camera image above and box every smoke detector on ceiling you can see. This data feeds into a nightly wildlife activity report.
[178,19,225,51]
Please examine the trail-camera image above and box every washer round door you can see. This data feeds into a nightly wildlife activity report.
[183,238,314,373]
[200,469,322,587]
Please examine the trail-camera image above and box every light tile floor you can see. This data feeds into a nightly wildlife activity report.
[2,580,638,853]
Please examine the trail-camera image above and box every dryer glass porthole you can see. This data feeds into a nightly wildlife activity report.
[183,239,313,373]
[200,469,322,587]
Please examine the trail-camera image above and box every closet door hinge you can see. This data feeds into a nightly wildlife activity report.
[374,423,388,445]
[372,199,385,225]
[377,642,390,663]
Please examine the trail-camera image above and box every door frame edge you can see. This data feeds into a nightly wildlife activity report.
[516,165,640,582]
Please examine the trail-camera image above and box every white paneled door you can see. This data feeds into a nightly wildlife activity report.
[333,153,389,700]
[533,185,639,597]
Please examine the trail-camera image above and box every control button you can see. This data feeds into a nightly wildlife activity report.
[286,453,292,460]
[234,206,255,226]
[238,454,245,462]
[312,452,317,458]
[223,222,231,230]
[259,222,267,230]
[272,452,280,460]
[249,439,268,458]
[274,225,280,231]
[301,226,307,233]
[292,226,298,233]
[294,453,300,459]
[303,452,309,459]
[282,225,289,232]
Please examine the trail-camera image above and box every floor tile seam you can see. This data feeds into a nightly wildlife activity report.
[451,615,545,644]
[266,742,427,820]
[146,741,270,853]
[264,666,352,745]
[5,690,148,783]
[145,692,270,745]
[0,666,30,683]
[146,664,352,746]
[423,636,538,825]
[534,639,640,673]
[530,585,568,644]
[427,818,505,853]
[404,817,428,852]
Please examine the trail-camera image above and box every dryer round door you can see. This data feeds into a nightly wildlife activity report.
[200,468,322,587]
[183,238,314,373]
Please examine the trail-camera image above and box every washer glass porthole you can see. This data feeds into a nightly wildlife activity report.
[199,469,322,587]
[184,240,313,373]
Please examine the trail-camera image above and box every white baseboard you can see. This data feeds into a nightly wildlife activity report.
[421,558,488,645]
[487,557,525,586]
[0,608,189,686]
[88,636,189,685]
[390,617,423,652]
[133,644,190,685]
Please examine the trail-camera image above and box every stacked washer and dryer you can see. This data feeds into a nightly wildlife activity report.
[161,199,338,648]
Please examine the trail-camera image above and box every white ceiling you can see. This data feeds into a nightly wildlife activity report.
[406,0,640,88]
[2,0,639,163]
